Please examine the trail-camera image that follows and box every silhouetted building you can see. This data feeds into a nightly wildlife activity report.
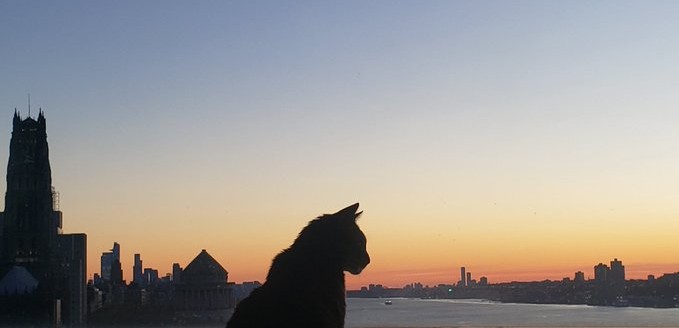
[594,263,609,283]
[143,268,159,286]
[609,258,625,283]
[133,253,143,285]
[56,233,87,324]
[459,267,466,287]
[466,272,472,286]
[574,271,585,283]
[0,111,87,326]
[100,242,120,282]
[87,284,103,313]
[161,273,172,284]
[172,262,182,283]
[175,249,234,311]
[479,276,488,286]
[93,273,102,284]
[110,260,123,285]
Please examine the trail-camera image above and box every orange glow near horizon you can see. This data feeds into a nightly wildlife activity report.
[86,253,679,291]
[84,207,679,291]
[79,196,679,291]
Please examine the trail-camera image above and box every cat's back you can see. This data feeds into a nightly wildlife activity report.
[227,286,273,328]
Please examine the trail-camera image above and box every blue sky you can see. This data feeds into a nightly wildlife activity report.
[2,1,679,285]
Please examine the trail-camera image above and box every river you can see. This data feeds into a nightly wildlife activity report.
[346,298,679,327]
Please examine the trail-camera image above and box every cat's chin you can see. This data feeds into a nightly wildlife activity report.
[347,266,365,275]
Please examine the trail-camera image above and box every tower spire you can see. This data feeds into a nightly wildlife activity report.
[28,93,31,117]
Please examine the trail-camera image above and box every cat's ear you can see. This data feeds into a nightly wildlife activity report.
[336,203,360,220]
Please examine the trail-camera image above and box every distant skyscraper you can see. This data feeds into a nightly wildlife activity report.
[574,271,585,283]
[594,263,609,283]
[0,111,87,326]
[100,242,120,281]
[460,267,466,287]
[479,276,488,286]
[101,255,111,280]
[466,272,472,286]
[609,258,625,283]
[133,253,143,285]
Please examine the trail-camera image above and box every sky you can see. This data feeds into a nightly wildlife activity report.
[2,1,679,289]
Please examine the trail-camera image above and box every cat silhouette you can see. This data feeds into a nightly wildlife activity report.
[227,203,370,328]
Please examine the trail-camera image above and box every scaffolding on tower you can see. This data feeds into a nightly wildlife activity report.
[52,186,60,211]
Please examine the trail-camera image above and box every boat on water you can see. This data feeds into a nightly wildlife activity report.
[384,300,393,305]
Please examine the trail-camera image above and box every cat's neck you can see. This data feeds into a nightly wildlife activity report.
[267,247,346,289]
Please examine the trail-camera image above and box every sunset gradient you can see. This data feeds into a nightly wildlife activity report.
[2,1,679,290]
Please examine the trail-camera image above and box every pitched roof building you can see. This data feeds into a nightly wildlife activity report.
[175,249,234,316]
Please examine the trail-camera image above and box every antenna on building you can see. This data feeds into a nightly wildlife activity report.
[28,93,31,117]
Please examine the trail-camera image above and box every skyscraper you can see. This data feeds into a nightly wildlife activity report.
[100,242,120,281]
[0,111,87,326]
[594,263,609,284]
[460,266,466,287]
[574,271,585,283]
[134,253,143,285]
[609,258,625,283]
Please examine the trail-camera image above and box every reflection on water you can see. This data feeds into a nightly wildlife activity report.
[346,298,679,327]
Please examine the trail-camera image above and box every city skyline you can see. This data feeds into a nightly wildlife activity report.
[94,237,673,289]
[3,2,679,290]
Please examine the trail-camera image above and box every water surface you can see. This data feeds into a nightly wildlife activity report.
[346,298,679,327]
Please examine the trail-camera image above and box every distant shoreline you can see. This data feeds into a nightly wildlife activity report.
[348,296,679,310]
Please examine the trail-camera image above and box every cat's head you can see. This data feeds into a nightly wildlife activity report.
[328,203,370,275]
[295,203,370,275]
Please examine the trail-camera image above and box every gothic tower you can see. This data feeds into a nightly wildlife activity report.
[0,111,86,326]
[0,110,60,266]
